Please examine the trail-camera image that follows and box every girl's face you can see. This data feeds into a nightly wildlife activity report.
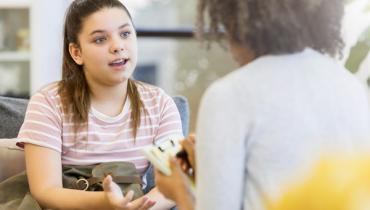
[69,7,137,87]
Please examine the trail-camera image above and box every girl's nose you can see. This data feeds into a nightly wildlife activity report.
[113,47,124,54]
[111,44,124,54]
[110,37,125,54]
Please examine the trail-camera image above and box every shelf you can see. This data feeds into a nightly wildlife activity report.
[0,51,30,62]
[0,0,30,8]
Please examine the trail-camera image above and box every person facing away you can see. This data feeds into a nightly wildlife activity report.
[16,0,183,209]
[154,0,370,210]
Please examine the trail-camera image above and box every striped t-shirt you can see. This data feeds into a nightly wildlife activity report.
[17,82,183,174]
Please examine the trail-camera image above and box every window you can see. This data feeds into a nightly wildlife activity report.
[129,1,236,132]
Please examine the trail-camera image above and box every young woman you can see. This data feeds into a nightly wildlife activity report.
[17,0,182,209]
[155,0,370,210]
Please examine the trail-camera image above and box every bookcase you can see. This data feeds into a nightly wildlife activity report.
[0,0,30,97]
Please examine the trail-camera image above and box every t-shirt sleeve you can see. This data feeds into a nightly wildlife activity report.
[17,91,62,152]
[154,92,183,143]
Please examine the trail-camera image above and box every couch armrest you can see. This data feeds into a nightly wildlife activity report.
[0,138,26,182]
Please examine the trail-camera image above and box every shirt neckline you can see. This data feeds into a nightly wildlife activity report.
[90,96,131,123]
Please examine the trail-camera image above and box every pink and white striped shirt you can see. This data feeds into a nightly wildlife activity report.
[17,82,183,175]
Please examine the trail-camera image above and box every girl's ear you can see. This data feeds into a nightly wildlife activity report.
[69,43,83,65]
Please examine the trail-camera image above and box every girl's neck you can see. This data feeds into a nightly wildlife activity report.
[89,81,128,117]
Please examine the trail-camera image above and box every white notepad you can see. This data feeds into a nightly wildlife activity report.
[142,136,183,176]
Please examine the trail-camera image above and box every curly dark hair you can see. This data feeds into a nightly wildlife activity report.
[196,0,345,58]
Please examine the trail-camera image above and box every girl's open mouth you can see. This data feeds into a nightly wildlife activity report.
[109,58,129,67]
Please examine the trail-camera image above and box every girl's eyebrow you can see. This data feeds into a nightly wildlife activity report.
[89,23,131,36]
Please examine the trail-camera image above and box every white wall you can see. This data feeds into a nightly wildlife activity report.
[30,0,69,93]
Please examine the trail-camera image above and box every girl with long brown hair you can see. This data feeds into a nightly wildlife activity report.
[17,0,183,209]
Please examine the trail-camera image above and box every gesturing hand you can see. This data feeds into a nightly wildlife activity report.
[103,175,155,210]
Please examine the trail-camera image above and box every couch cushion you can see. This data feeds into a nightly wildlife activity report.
[0,96,28,138]
[0,138,25,182]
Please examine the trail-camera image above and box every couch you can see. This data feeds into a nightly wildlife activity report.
[0,95,189,182]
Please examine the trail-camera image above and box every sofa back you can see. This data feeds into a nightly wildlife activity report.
[0,95,189,138]
[0,96,28,138]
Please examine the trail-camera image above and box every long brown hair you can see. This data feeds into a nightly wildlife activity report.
[196,0,345,58]
[58,0,143,137]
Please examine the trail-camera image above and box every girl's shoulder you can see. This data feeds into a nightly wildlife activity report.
[28,82,64,115]
[135,81,168,99]
[31,82,61,102]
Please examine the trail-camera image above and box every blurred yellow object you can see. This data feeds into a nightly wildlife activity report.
[269,156,370,210]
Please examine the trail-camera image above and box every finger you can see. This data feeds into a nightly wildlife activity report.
[138,199,156,210]
[103,175,134,207]
[180,141,195,169]
[181,139,194,154]
[122,190,135,204]
[179,158,192,172]
[180,161,188,171]
[103,175,113,191]
[188,133,196,143]
[169,157,182,172]
[180,134,195,148]
[128,196,147,209]
[113,191,134,208]
[129,196,151,209]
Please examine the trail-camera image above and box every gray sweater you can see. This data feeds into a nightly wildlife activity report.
[195,48,370,210]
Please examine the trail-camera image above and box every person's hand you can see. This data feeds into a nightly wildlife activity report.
[155,158,194,203]
[103,175,156,210]
[178,134,196,178]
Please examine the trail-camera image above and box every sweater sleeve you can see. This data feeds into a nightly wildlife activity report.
[196,80,251,210]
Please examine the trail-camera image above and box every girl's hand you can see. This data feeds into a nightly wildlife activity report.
[155,158,193,202]
[103,175,156,210]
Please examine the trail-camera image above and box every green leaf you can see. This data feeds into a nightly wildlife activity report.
[345,42,370,73]
[345,25,370,73]
[344,1,370,73]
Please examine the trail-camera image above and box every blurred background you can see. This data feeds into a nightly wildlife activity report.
[0,0,369,132]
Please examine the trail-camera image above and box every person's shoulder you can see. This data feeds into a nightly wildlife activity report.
[31,82,61,103]
[209,65,248,91]
[136,81,168,99]
[202,74,239,104]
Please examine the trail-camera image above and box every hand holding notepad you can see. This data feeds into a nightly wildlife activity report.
[142,136,183,176]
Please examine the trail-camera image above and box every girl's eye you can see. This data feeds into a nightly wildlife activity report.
[94,37,106,44]
[120,31,131,38]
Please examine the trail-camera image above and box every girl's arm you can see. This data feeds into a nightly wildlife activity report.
[24,143,154,210]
